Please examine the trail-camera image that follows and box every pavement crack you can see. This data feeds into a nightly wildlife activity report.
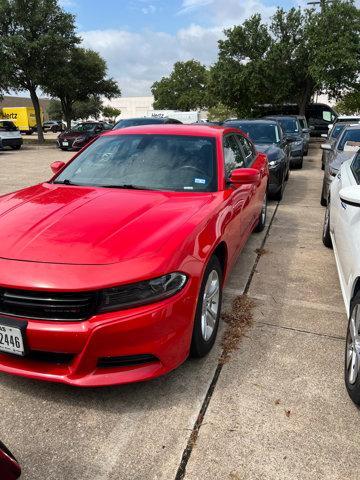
[174,201,280,480]
[255,320,345,341]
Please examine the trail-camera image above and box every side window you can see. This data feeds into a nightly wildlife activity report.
[236,134,254,166]
[223,134,246,177]
[351,153,360,184]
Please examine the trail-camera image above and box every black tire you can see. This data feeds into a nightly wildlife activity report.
[345,293,360,405]
[254,192,267,232]
[321,162,325,171]
[285,167,290,181]
[320,180,327,206]
[11,145,21,150]
[322,200,332,248]
[304,149,308,157]
[296,157,303,169]
[190,255,223,358]
[272,184,283,201]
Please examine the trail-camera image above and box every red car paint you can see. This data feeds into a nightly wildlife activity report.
[0,441,21,480]
[0,125,268,386]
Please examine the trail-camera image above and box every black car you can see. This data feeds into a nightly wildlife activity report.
[265,116,304,169]
[113,117,182,129]
[225,119,290,200]
[57,122,106,151]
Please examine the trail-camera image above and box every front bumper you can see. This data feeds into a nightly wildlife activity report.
[1,138,23,148]
[0,280,197,387]
[268,162,286,194]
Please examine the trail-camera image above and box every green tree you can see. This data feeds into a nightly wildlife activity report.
[47,99,63,120]
[335,89,360,114]
[209,1,360,116]
[152,60,210,111]
[0,0,79,142]
[102,106,121,122]
[43,47,121,129]
[207,103,237,122]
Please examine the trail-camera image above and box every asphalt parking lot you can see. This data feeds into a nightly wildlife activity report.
[0,142,358,480]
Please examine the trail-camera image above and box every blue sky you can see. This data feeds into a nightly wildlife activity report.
[59,0,302,96]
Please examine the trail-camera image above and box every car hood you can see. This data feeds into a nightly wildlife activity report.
[59,131,91,139]
[0,184,212,265]
[255,143,283,160]
[330,150,357,172]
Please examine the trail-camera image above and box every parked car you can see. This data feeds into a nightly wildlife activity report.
[320,124,360,206]
[0,120,23,150]
[43,120,65,133]
[113,117,182,129]
[265,116,304,168]
[224,119,290,200]
[0,124,268,386]
[0,440,21,479]
[320,122,348,170]
[99,121,114,130]
[322,151,360,404]
[327,115,360,132]
[57,121,106,150]
[296,115,310,155]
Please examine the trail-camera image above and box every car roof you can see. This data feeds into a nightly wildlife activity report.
[105,123,240,138]
[265,115,298,121]
[225,119,278,125]
[343,124,360,131]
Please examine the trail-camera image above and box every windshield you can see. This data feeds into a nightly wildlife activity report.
[0,121,17,131]
[275,118,299,133]
[338,128,360,151]
[232,122,280,144]
[114,118,164,129]
[54,134,217,192]
[331,123,346,139]
[72,123,98,133]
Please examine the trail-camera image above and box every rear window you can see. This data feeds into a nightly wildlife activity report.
[276,118,299,133]
[0,121,17,131]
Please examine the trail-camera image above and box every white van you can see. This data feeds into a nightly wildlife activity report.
[0,120,23,150]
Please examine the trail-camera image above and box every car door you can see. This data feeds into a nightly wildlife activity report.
[222,134,254,256]
[332,154,360,287]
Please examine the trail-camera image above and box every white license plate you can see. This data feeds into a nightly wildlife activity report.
[62,141,69,146]
[0,323,25,356]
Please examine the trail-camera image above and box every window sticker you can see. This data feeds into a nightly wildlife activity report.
[194,178,206,184]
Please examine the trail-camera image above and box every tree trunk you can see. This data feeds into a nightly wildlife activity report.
[61,97,72,130]
[298,78,315,116]
[28,86,44,143]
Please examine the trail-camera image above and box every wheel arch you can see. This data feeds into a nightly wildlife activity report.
[211,241,228,282]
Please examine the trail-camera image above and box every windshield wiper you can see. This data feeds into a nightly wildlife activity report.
[100,184,154,190]
[54,179,80,186]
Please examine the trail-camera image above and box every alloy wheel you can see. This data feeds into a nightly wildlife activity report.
[201,270,220,341]
[346,305,360,385]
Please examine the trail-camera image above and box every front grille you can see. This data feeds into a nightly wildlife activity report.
[97,354,158,368]
[0,288,98,321]
[27,350,74,364]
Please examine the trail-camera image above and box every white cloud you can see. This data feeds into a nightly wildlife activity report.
[81,0,277,96]
[141,4,156,14]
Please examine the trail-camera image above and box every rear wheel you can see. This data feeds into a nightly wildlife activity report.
[322,200,332,248]
[254,193,267,232]
[190,256,223,358]
[345,295,360,405]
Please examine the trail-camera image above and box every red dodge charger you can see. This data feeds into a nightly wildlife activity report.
[0,125,268,386]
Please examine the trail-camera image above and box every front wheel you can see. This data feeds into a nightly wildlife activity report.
[190,256,223,358]
[345,295,360,405]
[254,193,267,232]
[322,200,332,248]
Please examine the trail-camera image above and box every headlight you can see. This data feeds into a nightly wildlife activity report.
[268,158,282,168]
[73,136,85,143]
[293,140,303,147]
[98,272,188,312]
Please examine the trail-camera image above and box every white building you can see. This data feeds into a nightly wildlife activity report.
[103,96,154,119]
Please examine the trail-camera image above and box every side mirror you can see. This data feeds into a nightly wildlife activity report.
[321,143,332,151]
[230,168,260,185]
[339,186,360,207]
[302,128,310,133]
[328,124,333,130]
[50,161,65,174]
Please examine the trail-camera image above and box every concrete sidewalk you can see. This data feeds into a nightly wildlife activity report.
[183,145,358,479]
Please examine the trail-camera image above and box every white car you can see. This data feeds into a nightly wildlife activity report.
[323,150,360,404]
[0,120,23,150]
